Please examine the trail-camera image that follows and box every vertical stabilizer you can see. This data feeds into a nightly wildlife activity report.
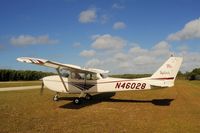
[151,57,183,86]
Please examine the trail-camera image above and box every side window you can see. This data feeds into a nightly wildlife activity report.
[71,72,84,80]
[70,72,75,79]
[71,72,80,79]
[86,74,98,80]
[70,73,98,80]
[60,69,69,78]
[91,74,98,80]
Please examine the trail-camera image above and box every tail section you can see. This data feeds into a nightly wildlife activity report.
[150,57,183,87]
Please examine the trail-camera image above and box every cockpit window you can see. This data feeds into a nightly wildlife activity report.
[60,69,69,78]
[71,72,83,79]
[70,72,98,80]
[86,73,98,80]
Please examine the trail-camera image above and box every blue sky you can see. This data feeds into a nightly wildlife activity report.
[1,0,200,74]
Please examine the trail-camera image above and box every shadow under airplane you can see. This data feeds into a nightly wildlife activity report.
[59,93,174,109]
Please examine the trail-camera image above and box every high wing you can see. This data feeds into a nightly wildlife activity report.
[17,57,109,74]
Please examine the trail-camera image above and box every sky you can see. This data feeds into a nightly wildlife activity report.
[1,0,200,74]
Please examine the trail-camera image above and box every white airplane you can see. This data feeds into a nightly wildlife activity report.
[17,56,183,104]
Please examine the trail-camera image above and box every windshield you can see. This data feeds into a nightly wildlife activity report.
[100,73,108,79]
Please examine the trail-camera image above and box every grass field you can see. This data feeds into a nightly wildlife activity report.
[0,80,200,133]
[0,81,41,88]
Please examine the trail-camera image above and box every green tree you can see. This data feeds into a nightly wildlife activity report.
[0,69,55,81]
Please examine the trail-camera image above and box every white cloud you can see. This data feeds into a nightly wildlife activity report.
[91,17,200,73]
[177,51,200,72]
[80,50,96,57]
[167,17,200,41]
[129,46,148,55]
[177,45,189,52]
[153,41,170,50]
[129,41,171,57]
[133,56,156,65]
[91,34,126,50]
[86,58,102,68]
[83,17,200,74]
[10,35,59,46]
[84,40,200,74]
[152,41,171,56]
[79,9,97,23]
[86,39,173,74]
[113,22,126,30]
[112,3,124,9]
[114,53,128,61]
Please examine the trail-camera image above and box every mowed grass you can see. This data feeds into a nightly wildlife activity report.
[0,80,200,133]
[0,81,41,88]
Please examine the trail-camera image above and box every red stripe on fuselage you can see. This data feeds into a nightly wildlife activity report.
[151,77,174,80]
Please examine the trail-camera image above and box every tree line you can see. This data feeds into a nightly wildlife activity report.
[184,68,200,80]
[0,69,55,81]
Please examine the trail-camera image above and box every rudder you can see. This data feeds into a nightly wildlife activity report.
[151,57,183,85]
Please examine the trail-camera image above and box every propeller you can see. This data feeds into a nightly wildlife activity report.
[40,79,44,95]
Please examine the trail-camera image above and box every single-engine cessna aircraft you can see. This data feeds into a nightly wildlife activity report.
[17,56,182,104]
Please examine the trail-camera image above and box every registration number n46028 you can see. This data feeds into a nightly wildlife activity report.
[115,82,146,90]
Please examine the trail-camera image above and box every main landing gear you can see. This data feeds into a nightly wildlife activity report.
[53,92,59,101]
[73,93,92,105]
[73,98,82,104]
[85,93,92,100]
[52,92,92,104]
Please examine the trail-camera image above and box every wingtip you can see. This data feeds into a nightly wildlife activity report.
[16,57,30,63]
[16,57,24,62]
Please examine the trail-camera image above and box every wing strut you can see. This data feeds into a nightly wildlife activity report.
[56,67,69,92]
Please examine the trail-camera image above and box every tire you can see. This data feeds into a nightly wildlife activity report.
[53,95,59,101]
[85,94,92,100]
[73,98,81,104]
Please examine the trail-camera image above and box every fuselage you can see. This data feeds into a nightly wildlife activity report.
[43,75,153,94]
[17,56,182,95]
